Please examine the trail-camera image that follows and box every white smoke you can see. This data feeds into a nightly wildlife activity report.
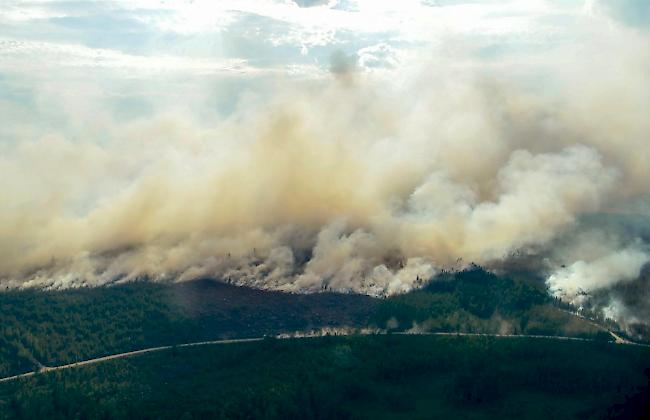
[547,247,650,308]
[0,3,649,330]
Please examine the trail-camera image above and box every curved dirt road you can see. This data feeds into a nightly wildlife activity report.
[1,331,648,384]
[0,337,263,384]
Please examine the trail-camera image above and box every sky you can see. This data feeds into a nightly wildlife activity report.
[1,0,645,132]
[1,0,650,328]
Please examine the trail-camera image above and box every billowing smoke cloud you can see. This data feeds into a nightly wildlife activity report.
[547,248,650,306]
[1,2,649,327]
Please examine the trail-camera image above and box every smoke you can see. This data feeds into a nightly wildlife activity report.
[544,222,650,325]
[1,2,649,326]
[547,247,650,307]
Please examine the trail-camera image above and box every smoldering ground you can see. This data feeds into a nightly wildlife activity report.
[1,6,649,329]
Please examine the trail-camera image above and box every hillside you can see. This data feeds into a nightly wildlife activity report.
[373,268,606,338]
[0,280,376,377]
[0,268,612,378]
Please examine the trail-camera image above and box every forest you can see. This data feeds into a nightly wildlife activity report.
[0,268,616,378]
[1,334,648,419]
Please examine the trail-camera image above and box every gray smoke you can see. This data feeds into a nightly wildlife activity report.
[0,2,649,328]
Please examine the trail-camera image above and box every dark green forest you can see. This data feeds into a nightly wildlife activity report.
[1,335,649,419]
[0,268,613,378]
[373,268,607,338]
[0,279,376,377]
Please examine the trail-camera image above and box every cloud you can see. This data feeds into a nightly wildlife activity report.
[0,39,257,74]
[294,0,331,8]
[357,43,400,69]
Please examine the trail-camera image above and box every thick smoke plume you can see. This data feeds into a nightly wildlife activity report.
[1,7,649,327]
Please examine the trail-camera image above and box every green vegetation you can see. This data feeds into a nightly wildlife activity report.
[0,268,611,378]
[1,335,648,419]
[374,268,604,338]
[0,280,376,377]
